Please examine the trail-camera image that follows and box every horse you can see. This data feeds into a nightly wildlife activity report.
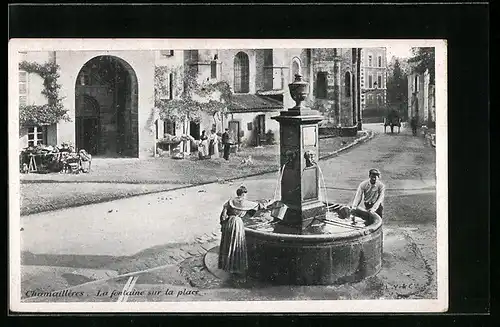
[384,116,401,134]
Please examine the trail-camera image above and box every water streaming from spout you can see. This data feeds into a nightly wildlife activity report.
[273,164,286,201]
[316,164,331,216]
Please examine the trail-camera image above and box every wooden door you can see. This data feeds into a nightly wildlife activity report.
[256,114,266,146]
[75,117,84,152]
[228,121,240,146]
[83,118,100,155]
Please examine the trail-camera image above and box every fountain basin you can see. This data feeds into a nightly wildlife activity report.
[244,207,383,285]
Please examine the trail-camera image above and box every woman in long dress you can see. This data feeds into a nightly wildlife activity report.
[218,186,268,281]
[198,130,209,159]
[208,130,219,158]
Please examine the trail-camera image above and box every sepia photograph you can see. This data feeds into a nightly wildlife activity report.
[9,39,447,313]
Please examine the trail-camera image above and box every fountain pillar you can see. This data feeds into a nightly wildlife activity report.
[272,74,326,234]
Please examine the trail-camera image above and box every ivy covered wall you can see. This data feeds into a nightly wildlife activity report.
[18,60,69,127]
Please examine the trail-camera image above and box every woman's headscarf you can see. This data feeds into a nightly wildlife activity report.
[229,185,259,210]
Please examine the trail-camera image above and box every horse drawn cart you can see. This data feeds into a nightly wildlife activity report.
[384,110,402,134]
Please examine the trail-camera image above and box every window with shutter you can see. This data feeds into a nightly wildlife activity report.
[27,126,47,147]
[164,119,176,136]
[211,60,217,79]
[316,72,328,99]
[234,52,249,93]
[345,72,351,97]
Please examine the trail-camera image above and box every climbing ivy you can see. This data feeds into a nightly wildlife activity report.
[18,60,69,126]
[154,66,232,122]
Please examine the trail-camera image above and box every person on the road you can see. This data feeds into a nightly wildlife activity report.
[352,168,386,218]
[410,116,418,136]
[198,130,209,159]
[208,129,219,158]
[222,128,231,160]
[218,185,270,283]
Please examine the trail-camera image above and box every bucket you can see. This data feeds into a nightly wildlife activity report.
[270,201,288,220]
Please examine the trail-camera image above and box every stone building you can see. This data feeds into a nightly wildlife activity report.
[18,50,172,158]
[180,48,303,148]
[184,48,362,147]
[408,68,435,127]
[307,48,361,128]
[360,47,388,123]
[17,47,363,158]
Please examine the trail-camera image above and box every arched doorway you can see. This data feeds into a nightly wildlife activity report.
[75,55,139,157]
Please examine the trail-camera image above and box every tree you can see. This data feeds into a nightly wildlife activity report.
[408,47,435,84]
[386,57,409,118]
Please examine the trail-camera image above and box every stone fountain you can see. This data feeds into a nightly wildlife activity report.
[243,74,383,285]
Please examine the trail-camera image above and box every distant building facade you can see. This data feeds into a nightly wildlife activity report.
[360,47,388,123]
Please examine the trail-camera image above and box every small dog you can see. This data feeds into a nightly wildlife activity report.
[240,155,253,165]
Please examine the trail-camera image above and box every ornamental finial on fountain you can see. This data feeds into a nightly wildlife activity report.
[288,74,310,110]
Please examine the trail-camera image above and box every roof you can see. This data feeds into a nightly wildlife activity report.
[256,89,285,96]
[229,94,283,113]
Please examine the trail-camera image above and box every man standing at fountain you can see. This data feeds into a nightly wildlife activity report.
[222,128,231,160]
[352,168,386,218]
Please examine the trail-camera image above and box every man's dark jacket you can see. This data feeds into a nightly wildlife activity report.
[222,132,230,144]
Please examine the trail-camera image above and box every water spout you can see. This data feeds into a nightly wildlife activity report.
[316,164,331,216]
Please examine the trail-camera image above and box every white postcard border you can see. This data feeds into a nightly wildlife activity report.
[9,38,448,313]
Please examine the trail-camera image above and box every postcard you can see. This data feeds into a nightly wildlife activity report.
[9,38,448,313]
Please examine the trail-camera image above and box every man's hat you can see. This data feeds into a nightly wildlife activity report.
[369,168,381,176]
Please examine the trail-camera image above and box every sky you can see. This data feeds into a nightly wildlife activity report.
[386,45,414,61]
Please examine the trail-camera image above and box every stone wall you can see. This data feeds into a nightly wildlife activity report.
[339,48,355,126]
[308,48,355,127]
[428,84,436,128]
[255,50,266,91]
[319,126,358,137]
